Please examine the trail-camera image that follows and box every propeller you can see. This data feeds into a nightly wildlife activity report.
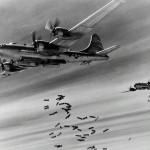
[0,59,6,71]
[45,18,61,31]
[45,18,61,36]
[31,31,36,43]
[30,31,42,48]
[0,60,3,71]
[54,18,61,28]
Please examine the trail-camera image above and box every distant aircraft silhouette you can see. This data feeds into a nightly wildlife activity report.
[122,81,150,93]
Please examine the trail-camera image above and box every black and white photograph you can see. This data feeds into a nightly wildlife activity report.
[0,0,150,150]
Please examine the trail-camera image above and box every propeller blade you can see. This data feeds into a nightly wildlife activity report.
[31,31,36,42]
[50,21,54,30]
[30,31,38,48]
[0,60,4,71]
[45,19,53,31]
[54,18,60,28]
[0,58,2,64]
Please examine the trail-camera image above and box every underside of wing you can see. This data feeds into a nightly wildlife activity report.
[63,51,90,57]
[0,61,27,79]
[50,0,124,47]
[66,57,108,64]
[0,71,20,79]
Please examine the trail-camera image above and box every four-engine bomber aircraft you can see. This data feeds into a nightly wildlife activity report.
[0,0,124,77]
[122,81,150,93]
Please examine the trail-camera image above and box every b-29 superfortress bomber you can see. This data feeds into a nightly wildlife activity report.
[0,0,124,77]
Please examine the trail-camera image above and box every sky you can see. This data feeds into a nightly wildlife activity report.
[0,0,150,150]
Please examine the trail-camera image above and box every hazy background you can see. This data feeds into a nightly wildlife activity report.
[0,0,150,150]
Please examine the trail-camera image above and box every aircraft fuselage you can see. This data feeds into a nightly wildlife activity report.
[0,43,69,59]
[0,43,108,59]
[134,83,150,90]
[0,42,109,68]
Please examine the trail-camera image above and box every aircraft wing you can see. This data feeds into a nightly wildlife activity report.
[0,70,22,79]
[0,66,26,79]
[50,0,125,47]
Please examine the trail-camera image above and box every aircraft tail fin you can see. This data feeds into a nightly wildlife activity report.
[80,34,104,54]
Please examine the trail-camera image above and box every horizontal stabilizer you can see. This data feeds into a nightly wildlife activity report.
[96,45,120,55]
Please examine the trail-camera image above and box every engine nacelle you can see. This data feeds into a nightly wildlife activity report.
[1,61,22,72]
[52,27,70,37]
[1,62,15,71]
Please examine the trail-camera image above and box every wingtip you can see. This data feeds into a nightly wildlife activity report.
[114,0,126,3]
[116,45,121,48]
[112,45,121,49]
